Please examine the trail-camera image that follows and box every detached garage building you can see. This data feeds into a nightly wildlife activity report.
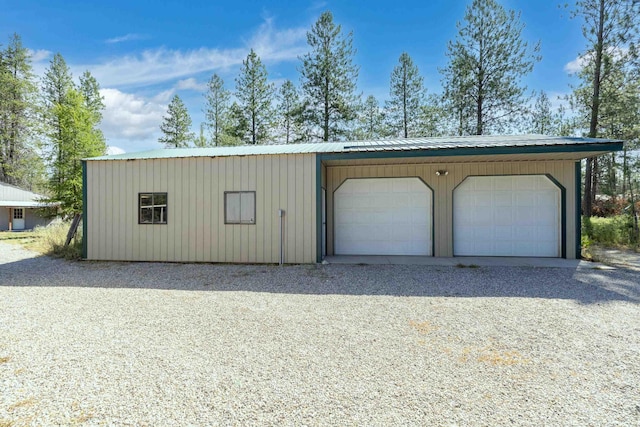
[82,135,621,263]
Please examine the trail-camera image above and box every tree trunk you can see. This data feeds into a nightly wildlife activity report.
[584,0,606,218]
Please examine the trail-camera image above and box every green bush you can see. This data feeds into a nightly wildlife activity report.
[582,215,638,248]
[32,221,83,260]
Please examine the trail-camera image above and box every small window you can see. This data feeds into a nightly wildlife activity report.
[139,193,167,224]
[13,208,24,219]
[225,191,255,224]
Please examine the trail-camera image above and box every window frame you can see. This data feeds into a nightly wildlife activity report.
[138,192,168,225]
[224,191,256,225]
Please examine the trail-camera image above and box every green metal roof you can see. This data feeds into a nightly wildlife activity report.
[87,134,622,161]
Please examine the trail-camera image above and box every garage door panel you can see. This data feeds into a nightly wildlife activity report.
[454,175,560,257]
[335,178,432,256]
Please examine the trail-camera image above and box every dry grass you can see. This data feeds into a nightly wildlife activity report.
[0,221,82,260]
[0,356,11,364]
[409,320,439,335]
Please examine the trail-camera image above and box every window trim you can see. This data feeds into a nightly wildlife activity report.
[224,191,256,225]
[138,192,168,225]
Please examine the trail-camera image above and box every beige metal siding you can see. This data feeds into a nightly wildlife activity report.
[86,154,317,263]
[326,160,577,258]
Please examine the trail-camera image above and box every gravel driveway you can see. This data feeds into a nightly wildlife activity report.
[1,241,639,426]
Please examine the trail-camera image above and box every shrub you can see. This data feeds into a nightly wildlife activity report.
[582,215,638,248]
[31,221,83,260]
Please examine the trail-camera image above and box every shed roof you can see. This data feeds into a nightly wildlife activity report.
[87,134,622,161]
[0,182,51,208]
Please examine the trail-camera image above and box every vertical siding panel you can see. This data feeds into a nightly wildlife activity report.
[232,157,242,262]
[125,162,134,260]
[166,159,175,261]
[218,158,227,262]
[295,155,304,263]
[117,161,126,260]
[304,155,312,262]
[248,156,257,263]
[249,156,262,262]
[287,155,297,263]
[137,161,147,260]
[203,159,212,262]
[149,160,157,261]
[258,156,270,262]
[179,158,188,262]
[89,163,98,258]
[159,160,167,261]
[240,157,250,263]
[223,158,233,262]
[189,158,197,261]
[210,159,219,262]
[270,155,280,263]
[279,156,288,262]
[195,158,205,262]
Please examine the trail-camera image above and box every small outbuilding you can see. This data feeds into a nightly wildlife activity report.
[0,182,55,231]
[82,135,621,263]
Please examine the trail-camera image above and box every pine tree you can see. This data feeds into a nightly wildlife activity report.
[235,49,275,144]
[569,0,639,217]
[194,123,208,147]
[386,52,425,138]
[353,95,386,140]
[418,94,450,137]
[441,0,540,135]
[300,11,359,141]
[46,88,106,215]
[225,102,249,146]
[203,73,230,146]
[42,52,75,191]
[277,80,304,143]
[159,95,195,148]
[530,91,553,134]
[0,33,41,187]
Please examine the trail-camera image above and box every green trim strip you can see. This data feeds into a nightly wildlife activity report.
[319,142,623,161]
[544,174,567,259]
[316,155,322,263]
[575,161,582,259]
[82,160,87,259]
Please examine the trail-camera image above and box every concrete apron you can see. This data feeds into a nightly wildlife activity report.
[323,255,611,269]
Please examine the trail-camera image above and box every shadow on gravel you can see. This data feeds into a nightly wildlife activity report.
[1,254,639,305]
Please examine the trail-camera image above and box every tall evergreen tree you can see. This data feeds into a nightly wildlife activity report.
[277,80,304,143]
[159,95,195,148]
[203,73,230,146]
[300,11,359,141]
[46,88,106,215]
[386,52,425,138]
[530,91,553,134]
[569,0,639,216]
[418,94,450,137]
[0,33,41,187]
[353,95,386,140]
[441,0,540,135]
[78,70,106,148]
[42,53,74,189]
[235,49,275,144]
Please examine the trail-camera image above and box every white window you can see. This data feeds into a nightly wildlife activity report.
[13,208,24,219]
[139,193,167,224]
[225,191,255,224]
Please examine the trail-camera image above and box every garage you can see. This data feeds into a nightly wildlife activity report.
[334,177,432,256]
[453,175,561,257]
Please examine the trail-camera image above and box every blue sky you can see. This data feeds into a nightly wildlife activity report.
[1,0,586,153]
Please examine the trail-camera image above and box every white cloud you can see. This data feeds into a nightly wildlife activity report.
[175,77,207,91]
[564,47,629,74]
[106,146,126,155]
[106,33,148,44]
[76,18,307,88]
[99,88,166,143]
[27,48,52,63]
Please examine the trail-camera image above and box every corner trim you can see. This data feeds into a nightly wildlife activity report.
[316,154,322,262]
[575,161,582,259]
[82,160,87,259]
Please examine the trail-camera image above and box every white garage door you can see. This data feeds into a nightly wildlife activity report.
[334,177,432,255]
[454,175,560,257]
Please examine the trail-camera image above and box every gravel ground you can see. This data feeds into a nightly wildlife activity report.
[1,241,639,426]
